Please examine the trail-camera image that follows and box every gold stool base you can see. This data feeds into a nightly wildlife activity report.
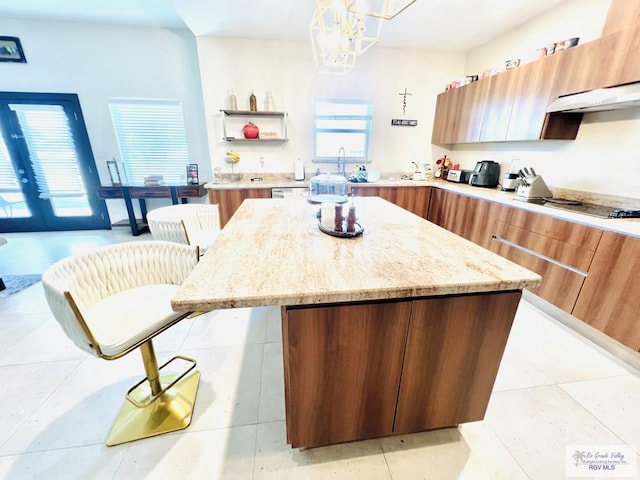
[106,371,200,447]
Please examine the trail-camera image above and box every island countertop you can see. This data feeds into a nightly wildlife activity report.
[171,197,541,312]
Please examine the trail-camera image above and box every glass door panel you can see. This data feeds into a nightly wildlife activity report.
[0,92,109,232]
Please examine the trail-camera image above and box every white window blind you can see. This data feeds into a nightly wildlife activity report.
[9,104,86,198]
[109,99,190,185]
[0,134,17,190]
[313,99,373,163]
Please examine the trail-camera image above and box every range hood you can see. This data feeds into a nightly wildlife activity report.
[547,82,640,113]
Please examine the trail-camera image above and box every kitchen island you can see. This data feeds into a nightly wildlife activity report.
[171,197,541,448]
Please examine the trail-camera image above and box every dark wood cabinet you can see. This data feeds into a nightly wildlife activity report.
[431,87,465,144]
[427,189,509,249]
[552,29,635,98]
[602,0,640,36]
[351,186,431,218]
[208,187,271,227]
[573,232,640,351]
[282,291,521,447]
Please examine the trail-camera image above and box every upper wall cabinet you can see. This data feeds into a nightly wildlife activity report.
[432,54,581,145]
[551,27,640,98]
[601,0,640,36]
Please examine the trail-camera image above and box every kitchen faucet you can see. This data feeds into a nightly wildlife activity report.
[337,147,346,176]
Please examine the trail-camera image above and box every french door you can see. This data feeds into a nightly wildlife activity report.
[0,92,109,232]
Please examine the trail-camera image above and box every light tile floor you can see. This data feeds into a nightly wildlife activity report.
[1,229,639,479]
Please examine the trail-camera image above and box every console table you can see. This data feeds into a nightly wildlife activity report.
[96,183,207,236]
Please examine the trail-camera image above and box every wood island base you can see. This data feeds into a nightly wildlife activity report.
[281,290,522,448]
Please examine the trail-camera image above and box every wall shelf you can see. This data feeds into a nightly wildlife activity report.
[220,109,288,142]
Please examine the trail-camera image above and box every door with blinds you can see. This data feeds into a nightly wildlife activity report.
[0,92,109,232]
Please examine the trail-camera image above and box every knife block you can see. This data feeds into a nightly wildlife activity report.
[515,176,552,200]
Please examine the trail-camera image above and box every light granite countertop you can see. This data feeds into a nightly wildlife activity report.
[204,174,640,238]
[171,197,541,312]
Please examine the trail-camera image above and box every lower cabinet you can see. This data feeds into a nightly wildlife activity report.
[572,232,640,351]
[208,187,271,227]
[351,186,431,218]
[281,291,521,448]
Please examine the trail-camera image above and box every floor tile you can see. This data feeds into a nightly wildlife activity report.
[0,354,143,455]
[0,444,127,480]
[265,306,282,343]
[113,425,256,480]
[504,302,638,384]
[0,360,81,448]
[182,307,268,348]
[258,342,285,423]
[485,385,627,480]
[254,421,391,480]
[381,422,529,479]
[186,343,264,431]
[561,374,640,455]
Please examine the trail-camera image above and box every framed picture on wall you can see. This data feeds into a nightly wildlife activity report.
[0,36,27,63]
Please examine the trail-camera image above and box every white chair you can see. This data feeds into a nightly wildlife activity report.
[147,204,221,252]
[42,240,201,446]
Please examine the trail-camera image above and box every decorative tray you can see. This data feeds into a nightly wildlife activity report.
[318,221,364,238]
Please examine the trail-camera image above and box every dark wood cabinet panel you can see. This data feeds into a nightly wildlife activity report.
[490,235,586,313]
[507,208,603,251]
[602,0,640,36]
[352,186,431,218]
[552,29,635,98]
[478,68,520,142]
[427,189,510,249]
[454,78,491,143]
[573,232,640,351]
[394,292,521,434]
[431,87,465,145]
[282,302,412,448]
[208,188,271,227]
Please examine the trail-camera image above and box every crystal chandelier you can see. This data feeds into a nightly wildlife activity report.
[343,0,418,20]
[310,0,382,74]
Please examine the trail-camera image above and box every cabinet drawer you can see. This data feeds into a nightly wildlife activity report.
[507,209,602,250]
[490,236,585,312]
[493,221,595,272]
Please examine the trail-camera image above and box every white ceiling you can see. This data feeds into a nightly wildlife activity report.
[0,0,568,52]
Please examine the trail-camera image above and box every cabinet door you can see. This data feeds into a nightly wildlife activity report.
[479,68,520,142]
[573,232,640,351]
[394,292,521,434]
[454,78,491,143]
[208,188,271,227]
[427,190,510,248]
[350,186,380,197]
[282,302,412,448]
[602,0,640,36]
[552,29,635,98]
[377,187,431,218]
[507,55,562,141]
[431,87,464,145]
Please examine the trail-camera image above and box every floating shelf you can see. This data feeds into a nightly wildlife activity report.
[220,109,289,142]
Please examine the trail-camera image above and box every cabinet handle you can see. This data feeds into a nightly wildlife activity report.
[492,235,587,276]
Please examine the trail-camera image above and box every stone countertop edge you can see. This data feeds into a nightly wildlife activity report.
[171,197,541,313]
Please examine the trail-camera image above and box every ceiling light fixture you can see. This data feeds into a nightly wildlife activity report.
[310,0,382,74]
[344,0,417,20]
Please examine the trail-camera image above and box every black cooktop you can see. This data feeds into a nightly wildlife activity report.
[542,199,640,219]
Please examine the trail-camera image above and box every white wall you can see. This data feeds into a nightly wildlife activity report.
[0,17,210,220]
[196,37,464,177]
[447,0,640,199]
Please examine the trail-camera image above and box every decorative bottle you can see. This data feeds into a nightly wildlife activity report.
[265,90,274,111]
[249,90,257,112]
[229,90,237,110]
